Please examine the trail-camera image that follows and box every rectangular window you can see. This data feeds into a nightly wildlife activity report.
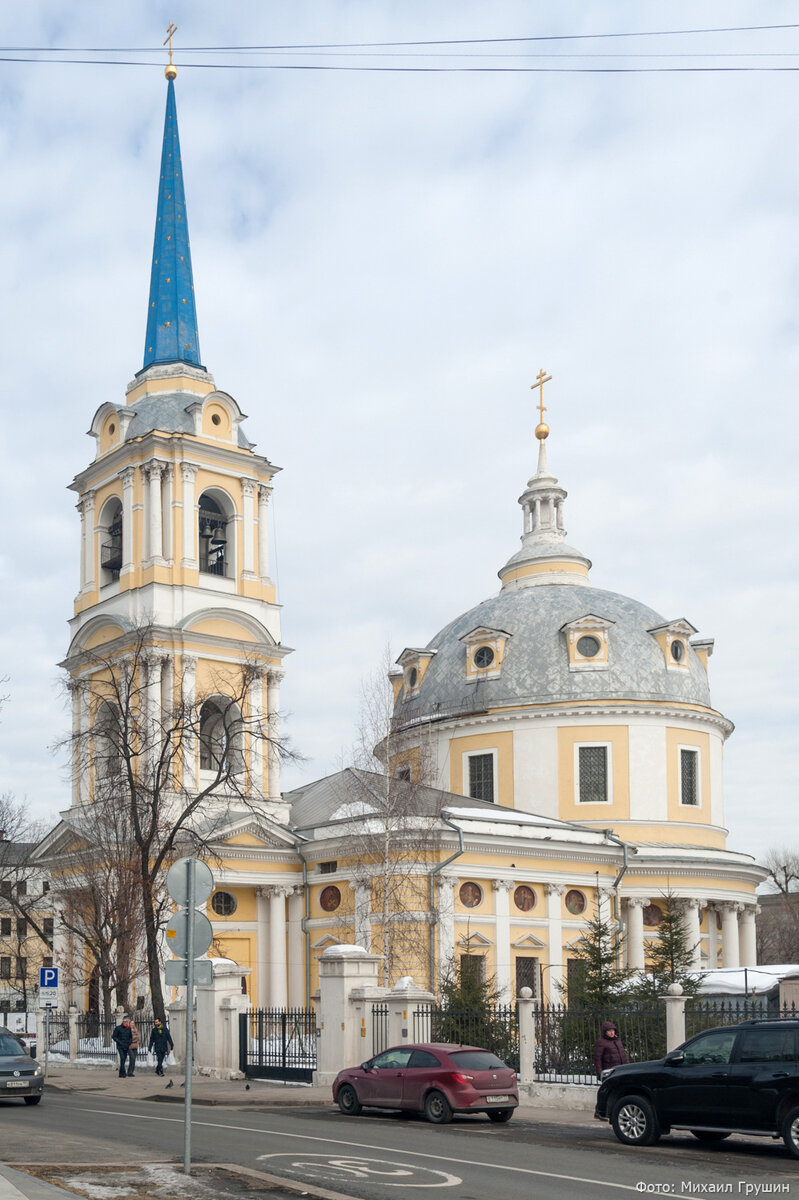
[15,957,26,979]
[0,957,10,980]
[16,920,27,940]
[515,956,539,998]
[319,861,337,875]
[43,918,54,938]
[42,881,50,895]
[460,954,486,986]
[680,748,699,806]
[0,918,10,937]
[395,765,412,782]
[567,957,588,997]
[42,957,53,969]
[0,882,11,900]
[578,745,608,803]
[16,881,26,898]
[467,753,495,803]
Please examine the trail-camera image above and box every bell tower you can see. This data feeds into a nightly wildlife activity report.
[63,66,290,819]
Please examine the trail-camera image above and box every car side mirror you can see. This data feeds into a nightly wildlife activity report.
[361,1062,371,1072]
[666,1052,685,1065]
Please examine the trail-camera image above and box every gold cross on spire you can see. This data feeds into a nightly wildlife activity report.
[531,369,552,441]
[164,21,178,79]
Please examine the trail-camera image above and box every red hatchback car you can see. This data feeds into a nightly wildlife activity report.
[332,1042,519,1124]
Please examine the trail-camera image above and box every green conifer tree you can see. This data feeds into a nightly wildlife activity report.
[562,897,633,1008]
[632,889,701,1000]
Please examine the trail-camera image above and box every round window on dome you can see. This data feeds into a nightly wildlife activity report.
[473,646,495,670]
[407,667,418,689]
[670,640,685,662]
[576,635,601,659]
[211,891,237,917]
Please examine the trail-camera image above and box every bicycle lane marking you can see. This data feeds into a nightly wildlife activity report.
[75,1105,640,1193]
[258,1154,460,1188]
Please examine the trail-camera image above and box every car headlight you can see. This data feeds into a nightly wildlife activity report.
[33,1067,42,1076]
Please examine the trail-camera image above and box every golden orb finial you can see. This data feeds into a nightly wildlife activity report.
[164,21,178,80]
[531,369,552,441]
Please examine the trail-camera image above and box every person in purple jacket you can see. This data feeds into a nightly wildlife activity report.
[594,1020,629,1080]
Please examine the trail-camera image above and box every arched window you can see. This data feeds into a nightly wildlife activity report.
[198,493,229,577]
[199,698,244,775]
[100,498,123,584]
[95,701,122,781]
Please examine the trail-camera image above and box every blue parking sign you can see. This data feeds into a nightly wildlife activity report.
[39,967,58,989]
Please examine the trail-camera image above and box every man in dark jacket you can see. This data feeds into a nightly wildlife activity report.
[148,1018,174,1077]
[594,1020,629,1080]
[111,1017,133,1079]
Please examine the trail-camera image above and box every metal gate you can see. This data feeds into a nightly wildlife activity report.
[239,1007,317,1081]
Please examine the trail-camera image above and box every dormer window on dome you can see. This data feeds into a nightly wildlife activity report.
[648,619,697,672]
[561,614,614,672]
[459,627,511,683]
[395,648,436,699]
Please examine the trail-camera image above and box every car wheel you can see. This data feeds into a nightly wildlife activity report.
[337,1084,362,1116]
[611,1095,660,1146]
[690,1130,730,1143]
[487,1108,514,1123]
[424,1089,453,1125]
[782,1105,799,1158]
[23,1095,41,1106]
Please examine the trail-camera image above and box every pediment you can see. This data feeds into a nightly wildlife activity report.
[457,931,493,948]
[312,934,344,950]
[210,816,297,853]
[512,932,546,950]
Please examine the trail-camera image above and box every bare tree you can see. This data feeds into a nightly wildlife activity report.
[0,794,54,1013]
[340,648,443,988]
[55,625,293,1020]
[757,848,799,964]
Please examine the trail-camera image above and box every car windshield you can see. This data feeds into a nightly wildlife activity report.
[0,1034,25,1056]
[449,1050,507,1070]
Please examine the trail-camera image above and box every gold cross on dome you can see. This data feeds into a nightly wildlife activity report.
[531,369,552,424]
[164,22,178,65]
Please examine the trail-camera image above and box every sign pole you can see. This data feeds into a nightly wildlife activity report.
[183,856,195,1175]
[43,1006,50,1080]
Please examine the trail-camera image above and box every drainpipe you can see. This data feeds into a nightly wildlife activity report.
[294,839,311,1007]
[429,812,465,992]
[603,828,630,971]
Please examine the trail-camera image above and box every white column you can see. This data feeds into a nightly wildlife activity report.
[181,464,198,567]
[146,463,164,562]
[266,669,284,804]
[161,465,173,562]
[257,485,272,581]
[493,879,514,1004]
[625,897,649,971]
[287,887,305,1006]
[720,902,741,969]
[707,905,719,968]
[143,653,163,773]
[181,654,197,791]
[544,883,566,1002]
[68,681,81,806]
[79,683,91,805]
[249,673,264,796]
[682,898,704,970]
[436,874,457,983]
[241,478,257,578]
[160,654,173,729]
[739,905,758,967]
[268,887,289,1008]
[120,467,135,576]
[82,491,96,589]
[255,887,270,1008]
[77,501,87,590]
[349,881,371,951]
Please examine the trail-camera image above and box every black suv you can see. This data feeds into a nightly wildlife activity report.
[596,1021,799,1157]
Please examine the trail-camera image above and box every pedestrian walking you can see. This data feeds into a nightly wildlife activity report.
[594,1020,629,1080]
[127,1017,140,1076]
[111,1016,133,1079]
[148,1017,174,1076]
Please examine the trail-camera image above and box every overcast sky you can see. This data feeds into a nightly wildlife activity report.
[0,2,796,872]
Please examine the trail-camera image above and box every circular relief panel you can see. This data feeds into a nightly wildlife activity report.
[565,889,586,916]
[211,890,237,917]
[670,640,685,662]
[459,882,483,909]
[576,635,601,658]
[320,885,341,913]
[514,885,536,912]
[407,667,418,689]
[473,645,495,670]
[643,903,663,927]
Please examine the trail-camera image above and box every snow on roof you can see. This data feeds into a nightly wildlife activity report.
[697,964,799,996]
[443,806,601,835]
[329,800,378,821]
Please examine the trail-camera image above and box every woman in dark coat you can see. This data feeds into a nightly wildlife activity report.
[594,1020,629,1080]
[148,1018,174,1077]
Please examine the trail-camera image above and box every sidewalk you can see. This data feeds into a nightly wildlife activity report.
[0,1164,82,1200]
[42,1063,598,1124]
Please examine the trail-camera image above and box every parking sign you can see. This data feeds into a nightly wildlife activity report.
[39,966,59,1006]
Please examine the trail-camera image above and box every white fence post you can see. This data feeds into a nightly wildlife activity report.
[68,1005,79,1063]
[662,982,686,1052]
[517,988,536,1085]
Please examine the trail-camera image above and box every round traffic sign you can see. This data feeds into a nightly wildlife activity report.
[165,909,214,959]
[166,856,214,906]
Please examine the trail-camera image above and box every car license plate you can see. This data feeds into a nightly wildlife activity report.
[486,1095,510,1103]
[6,1080,29,1088]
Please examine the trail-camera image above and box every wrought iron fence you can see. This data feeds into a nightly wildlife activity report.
[535,1004,664,1084]
[412,1004,519,1071]
[70,1013,160,1065]
[38,1011,70,1059]
[239,1007,317,1081]
[685,998,798,1039]
[371,1003,389,1057]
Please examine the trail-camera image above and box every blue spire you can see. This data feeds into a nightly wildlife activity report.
[142,79,203,372]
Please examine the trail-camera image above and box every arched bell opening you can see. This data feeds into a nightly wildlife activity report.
[99,497,123,584]
[198,491,233,578]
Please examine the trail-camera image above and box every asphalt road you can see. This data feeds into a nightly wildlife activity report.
[2,1092,797,1200]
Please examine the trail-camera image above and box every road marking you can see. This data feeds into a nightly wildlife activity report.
[74,1103,641,1192]
[258,1154,460,1188]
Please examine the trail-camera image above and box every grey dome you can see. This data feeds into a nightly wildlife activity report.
[393,583,714,726]
[124,393,253,449]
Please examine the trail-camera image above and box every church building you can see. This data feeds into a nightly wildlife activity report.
[38,66,765,1012]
